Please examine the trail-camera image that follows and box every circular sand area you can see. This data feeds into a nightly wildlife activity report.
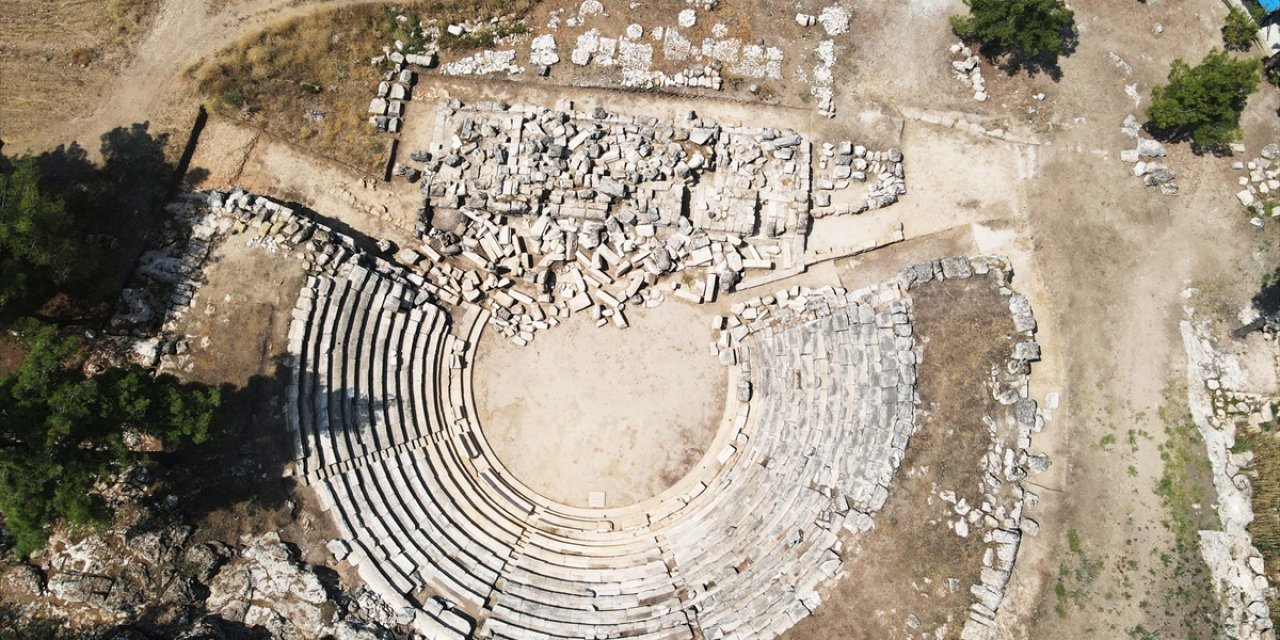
[473,302,726,508]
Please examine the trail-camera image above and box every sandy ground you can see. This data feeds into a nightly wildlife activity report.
[474,300,725,508]
[166,226,359,580]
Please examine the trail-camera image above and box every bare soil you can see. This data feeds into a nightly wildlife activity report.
[0,336,29,378]
[474,297,725,508]
[159,232,338,562]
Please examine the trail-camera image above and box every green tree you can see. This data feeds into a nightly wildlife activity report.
[0,330,220,556]
[0,159,84,314]
[1147,50,1262,149]
[951,0,1076,66]
[1224,6,1258,51]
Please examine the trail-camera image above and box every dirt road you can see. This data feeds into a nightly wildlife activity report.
[14,0,390,156]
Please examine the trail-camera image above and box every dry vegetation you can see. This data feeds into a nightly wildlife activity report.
[0,0,159,147]
[1243,426,1280,628]
[0,0,158,64]
[190,0,537,171]
[1241,428,1280,570]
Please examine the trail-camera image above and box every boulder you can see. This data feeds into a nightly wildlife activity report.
[1028,453,1051,474]
[1143,167,1175,186]
[940,256,972,279]
[125,512,193,566]
[48,572,114,607]
[2,563,46,597]
[334,621,396,640]
[183,542,232,584]
[1013,340,1041,361]
[206,533,331,639]
[1136,138,1166,158]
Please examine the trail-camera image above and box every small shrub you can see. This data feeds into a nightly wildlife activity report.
[1223,5,1258,52]
[1067,528,1082,554]
[1147,49,1262,149]
[69,47,98,66]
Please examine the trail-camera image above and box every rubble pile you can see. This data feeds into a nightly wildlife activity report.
[528,33,558,73]
[811,39,838,118]
[418,100,812,233]
[1120,115,1178,196]
[440,49,522,76]
[949,43,986,102]
[367,68,417,134]
[818,4,851,36]
[380,100,905,345]
[568,28,669,88]
[535,6,786,90]
[660,63,723,90]
[1233,143,1280,212]
[1182,313,1279,640]
[811,141,905,215]
[109,198,221,364]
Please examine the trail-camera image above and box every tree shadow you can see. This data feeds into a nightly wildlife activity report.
[183,167,212,189]
[1142,118,1207,153]
[1255,268,1280,315]
[87,616,274,640]
[0,608,75,640]
[982,23,1078,82]
[159,357,297,526]
[972,18,1075,82]
[1236,267,1280,338]
[0,123,182,324]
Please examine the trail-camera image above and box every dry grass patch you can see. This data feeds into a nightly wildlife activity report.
[0,0,158,56]
[1240,428,1280,569]
[0,0,160,149]
[190,0,537,171]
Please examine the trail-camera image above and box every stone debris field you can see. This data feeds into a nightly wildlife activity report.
[387,100,904,348]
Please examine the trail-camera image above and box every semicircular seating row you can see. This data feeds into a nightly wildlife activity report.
[284,256,921,640]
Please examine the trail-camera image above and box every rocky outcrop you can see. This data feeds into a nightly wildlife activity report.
[2,497,403,640]
[205,533,332,639]
[1182,310,1278,640]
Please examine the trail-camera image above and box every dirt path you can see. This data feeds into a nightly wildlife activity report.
[23,0,388,156]
[985,0,1280,636]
